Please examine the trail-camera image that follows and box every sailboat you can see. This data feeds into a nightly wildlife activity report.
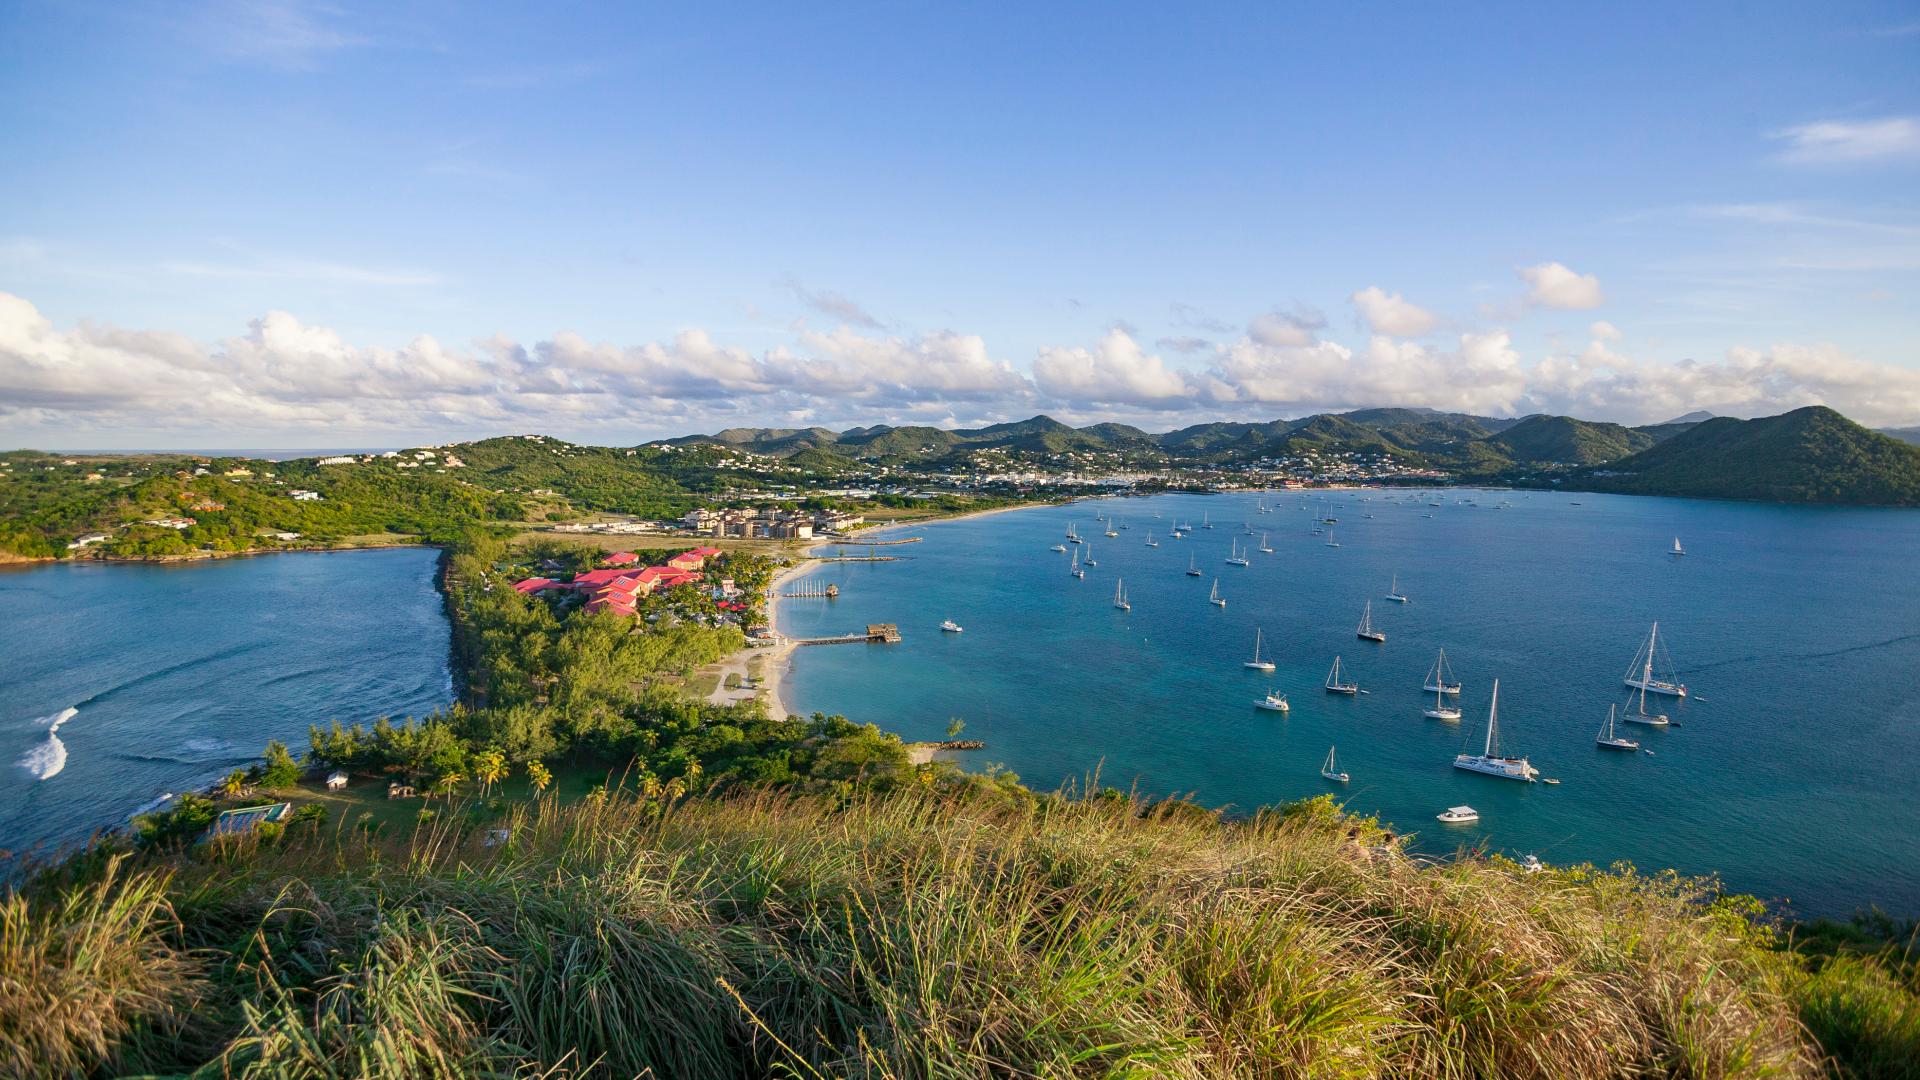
[1258,532,1273,553]
[1324,656,1358,694]
[1356,601,1385,642]
[1452,679,1539,781]
[1424,650,1461,695]
[1243,627,1275,671]
[1208,579,1226,607]
[1084,545,1097,567]
[1224,539,1250,566]
[1145,531,1159,547]
[1105,522,1120,538]
[1112,579,1130,611]
[1323,529,1340,548]
[1386,573,1409,603]
[1202,512,1213,529]
[1670,537,1686,557]
[1623,677,1671,726]
[1596,704,1640,750]
[1255,690,1289,712]
[1321,746,1349,783]
[1185,554,1202,577]
[1422,685,1462,721]
[1622,622,1687,698]
[1069,550,1084,579]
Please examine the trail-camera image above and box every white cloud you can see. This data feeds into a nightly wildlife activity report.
[1349,286,1437,336]
[1034,329,1192,405]
[1768,116,1920,165]
[1590,320,1622,341]
[1521,262,1605,309]
[5,291,1920,443]
[782,278,883,329]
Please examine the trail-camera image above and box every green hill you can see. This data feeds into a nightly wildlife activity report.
[1579,407,1920,505]
[1488,415,1656,465]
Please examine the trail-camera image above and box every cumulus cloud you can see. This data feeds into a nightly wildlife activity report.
[1247,309,1326,348]
[4,291,1919,443]
[1521,262,1605,309]
[1769,116,1920,165]
[1349,286,1437,336]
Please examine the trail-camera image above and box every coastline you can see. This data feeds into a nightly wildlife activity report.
[753,556,816,720]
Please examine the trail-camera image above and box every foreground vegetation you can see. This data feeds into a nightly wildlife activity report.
[8,785,1920,1077]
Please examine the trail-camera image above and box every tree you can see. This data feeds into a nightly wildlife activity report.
[220,769,249,798]
[432,771,465,798]
[474,748,508,796]
[260,740,301,788]
[526,760,552,796]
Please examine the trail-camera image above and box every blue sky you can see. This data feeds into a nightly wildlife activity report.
[2,1,1917,447]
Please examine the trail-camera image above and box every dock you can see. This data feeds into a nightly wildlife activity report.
[815,555,898,563]
[816,535,923,546]
[775,582,839,598]
[792,623,901,646]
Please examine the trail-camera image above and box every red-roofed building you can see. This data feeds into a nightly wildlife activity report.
[512,577,556,594]
[603,551,639,567]
[667,546,722,572]
[571,568,637,589]
[582,594,636,616]
[654,569,701,589]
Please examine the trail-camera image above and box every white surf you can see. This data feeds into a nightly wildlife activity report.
[18,706,78,780]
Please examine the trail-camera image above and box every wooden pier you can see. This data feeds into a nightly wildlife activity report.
[775,582,839,598]
[815,555,898,563]
[792,623,900,646]
[816,535,923,546]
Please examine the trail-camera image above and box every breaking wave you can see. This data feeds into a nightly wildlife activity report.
[17,707,78,780]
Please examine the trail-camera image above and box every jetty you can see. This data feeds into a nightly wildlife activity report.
[775,582,839,598]
[816,535,923,546]
[793,623,901,646]
[815,555,898,563]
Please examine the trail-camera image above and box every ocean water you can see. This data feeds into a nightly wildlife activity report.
[778,490,1920,917]
[0,549,453,858]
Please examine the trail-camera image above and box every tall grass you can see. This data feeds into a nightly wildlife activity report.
[3,786,1894,1077]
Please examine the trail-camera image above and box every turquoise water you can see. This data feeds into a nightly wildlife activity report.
[0,549,452,858]
[779,491,1920,917]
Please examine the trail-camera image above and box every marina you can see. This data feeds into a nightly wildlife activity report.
[775,488,1920,916]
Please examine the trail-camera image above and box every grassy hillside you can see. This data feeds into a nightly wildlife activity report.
[15,783,1913,1078]
[1580,407,1920,505]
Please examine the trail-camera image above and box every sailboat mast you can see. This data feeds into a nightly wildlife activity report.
[1485,680,1500,756]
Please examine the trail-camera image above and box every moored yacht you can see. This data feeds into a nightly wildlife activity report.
[1258,532,1273,553]
[1243,627,1275,671]
[1622,622,1687,698]
[1596,704,1640,750]
[1112,579,1130,611]
[940,620,963,633]
[1255,690,1290,713]
[1386,573,1409,603]
[1224,539,1250,566]
[1208,578,1226,607]
[1324,656,1358,694]
[1423,649,1461,695]
[1185,554,1202,577]
[1355,600,1385,642]
[1436,805,1479,823]
[1452,680,1539,781]
[1320,746,1349,783]
[1422,685,1462,721]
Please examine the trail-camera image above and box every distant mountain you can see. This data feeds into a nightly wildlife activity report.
[1658,410,1717,425]
[1487,415,1655,465]
[1880,426,1920,447]
[1577,407,1920,505]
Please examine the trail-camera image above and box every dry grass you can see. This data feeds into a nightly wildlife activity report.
[1,786,1889,1078]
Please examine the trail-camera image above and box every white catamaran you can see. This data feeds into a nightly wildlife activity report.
[1424,649,1462,695]
[1452,679,1539,781]
[1623,622,1687,698]
[1356,600,1385,642]
[1324,656,1358,694]
[1596,704,1640,750]
[1244,627,1275,671]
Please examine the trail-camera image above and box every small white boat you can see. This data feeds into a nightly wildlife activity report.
[1112,579,1130,611]
[1070,550,1085,579]
[1670,537,1686,557]
[1596,704,1640,750]
[1258,532,1273,553]
[1084,545,1098,567]
[940,620,963,633]
[1243,627,1275,671]
[1622,622,1687,698]
[1386,573,1409,603]
[1424,649,1462,695]
[1050,543,1067,553]
[1323,529,1340,548]
[1185,555,1202,577]
[1145,532,1159,547]
[1356,600,1385,643]
[1255,690,1290,712]
[1324,656,1358,695]
[1422,684,1462,721]
[1453,679,1539,781]
[1436,805,1479,823]
[1321,746,1349,783]
[1208,578,1226,607]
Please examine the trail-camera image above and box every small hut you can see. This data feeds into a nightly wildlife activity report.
[387,781,416,800]
[325,771,348,791]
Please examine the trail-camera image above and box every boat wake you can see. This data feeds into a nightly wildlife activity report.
[1683,631,1920,674]
[16,707,79,780]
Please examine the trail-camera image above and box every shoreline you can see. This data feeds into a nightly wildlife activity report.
[753,556,817,720]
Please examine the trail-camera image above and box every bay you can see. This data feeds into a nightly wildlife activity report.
[778,490,1920,917]
[0,548,453,857]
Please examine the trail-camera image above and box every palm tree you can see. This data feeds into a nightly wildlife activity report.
[474,749,507,796]
[433,771,465,799]
[220,769,249,799]
[526,761,552,797]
